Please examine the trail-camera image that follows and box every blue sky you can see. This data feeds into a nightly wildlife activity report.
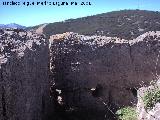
[0,0,160,26]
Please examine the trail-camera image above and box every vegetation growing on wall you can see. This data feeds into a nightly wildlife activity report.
[143,88,160,110]
[116,106,137,120]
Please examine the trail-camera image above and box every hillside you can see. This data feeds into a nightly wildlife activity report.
[42,10,160,39]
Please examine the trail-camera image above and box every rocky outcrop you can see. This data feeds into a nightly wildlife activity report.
[49,31,160,119]
[0,29,53,120]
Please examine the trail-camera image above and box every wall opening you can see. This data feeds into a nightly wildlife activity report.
[126,87,137,97]
[91,84,104,98]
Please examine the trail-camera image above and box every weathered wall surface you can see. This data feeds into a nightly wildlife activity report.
[0,29,53,120]
[49,31,160,118]
[1,29,160,120]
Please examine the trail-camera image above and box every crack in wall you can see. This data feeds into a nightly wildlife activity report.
[128,43,134,64]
